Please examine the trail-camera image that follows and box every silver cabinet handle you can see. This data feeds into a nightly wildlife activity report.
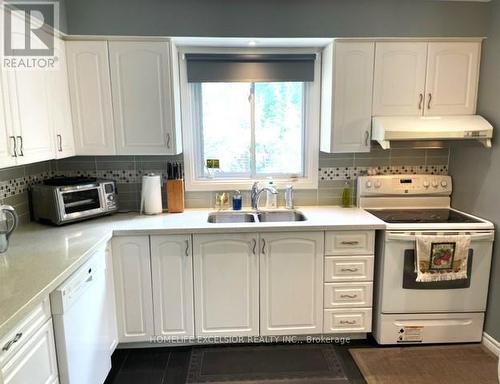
[364,130,369,146]
[166,133,171,149]
[340,268,359,272]
[9,136,17,157]
[340,294,358,299]
[339,320,357,325]
[341,241,359,246]
[16,136,23,156]
[185,240,189,257]
[261,239,266,255]
[427,93,432,109]
[252,238,257,255]
[57,134,63,152]
[2,332,22,351]
[418,93,423,110]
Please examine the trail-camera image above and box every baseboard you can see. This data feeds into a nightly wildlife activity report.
[482,332,500,357]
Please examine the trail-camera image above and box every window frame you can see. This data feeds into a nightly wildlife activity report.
[179,46,321,192]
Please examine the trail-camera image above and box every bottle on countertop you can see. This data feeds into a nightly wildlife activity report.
[341,179,353,208]
[266,178,278,209]
[232,190,242,211]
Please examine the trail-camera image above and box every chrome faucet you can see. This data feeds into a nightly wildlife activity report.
[250,181,278,210]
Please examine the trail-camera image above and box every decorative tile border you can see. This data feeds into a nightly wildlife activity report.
[319,165,448,181]
[0,171,53,199]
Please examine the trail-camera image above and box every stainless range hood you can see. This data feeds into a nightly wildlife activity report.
[372,115,493,149]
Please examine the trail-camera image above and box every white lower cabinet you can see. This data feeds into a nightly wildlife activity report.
[323,308,373,333]
[151,235,195,337]
[112,236,154,342]
[260,232,324,336]
[193,234,259,337]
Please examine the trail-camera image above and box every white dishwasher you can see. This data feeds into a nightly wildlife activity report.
[50,247,113,384]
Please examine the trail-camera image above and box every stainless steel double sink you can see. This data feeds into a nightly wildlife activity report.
[207,210,307,223]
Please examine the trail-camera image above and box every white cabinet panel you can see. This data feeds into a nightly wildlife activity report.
[373,42,428,116]
[50,37,75,159]
[324,231,375,256]
[66,41,115,155]
[0,71,16,168]
[193,234,259,337]
[425,42,480,116]
[109,41,179,155]
[6,69,54,164]
[260,232,324,336]
[112,236,154,342]
[324,282,373,308]
[151,235,194,337]
[324,256,374,282]
[323,308,372,333]
[0,319,58,384]
[104,243,118,354]
[321,41,374,153]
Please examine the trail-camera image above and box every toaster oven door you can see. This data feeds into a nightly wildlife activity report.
[58,186,105,222]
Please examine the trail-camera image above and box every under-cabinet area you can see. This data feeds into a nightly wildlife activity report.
[110,230,375,343]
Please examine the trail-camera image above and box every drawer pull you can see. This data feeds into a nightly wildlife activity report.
[341,241,360,246]
[340,267,359,272]
[2,332,23,352]
[339,320,357,325]
[340,294,358,299]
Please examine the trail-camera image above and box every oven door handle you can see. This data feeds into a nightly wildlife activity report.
[386,231,494,242]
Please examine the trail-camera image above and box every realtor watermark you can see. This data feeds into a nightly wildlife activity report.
[2,0,60,70]
[150,335,352,345]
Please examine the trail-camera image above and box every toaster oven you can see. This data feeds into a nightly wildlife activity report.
[31,177,118,225]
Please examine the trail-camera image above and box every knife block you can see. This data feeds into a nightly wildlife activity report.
[166,179,185,213]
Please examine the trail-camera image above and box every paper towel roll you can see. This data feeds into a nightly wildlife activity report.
[140,174,163,215]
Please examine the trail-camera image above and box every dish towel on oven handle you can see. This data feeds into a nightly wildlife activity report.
[415,234,471,282]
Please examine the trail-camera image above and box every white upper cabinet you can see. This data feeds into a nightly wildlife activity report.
[321,41,374,153]
[0,71,16,168]
[425,42,480,116]
[150,235,194,337]
[372,42,428,116]
[49,37,75,159]
[66,41,116,155]
[373,41,481,117]
[259,232,324,336]
[109,41,180,155]
[193,234,259,337]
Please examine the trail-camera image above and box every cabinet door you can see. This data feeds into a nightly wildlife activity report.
[50,37,75,159]
[193,234,259,337]
[151,235,194,337]
[66,41,115,155]
[104,243,118,354]
[321,41,374,153]
[109,41,178,155]
[6,69,54,164]
[111,236,154,342]
[260,232,324,336]
[0,70,16,168]
[425,42,480,116]
[373,42,427,116]
[0,319,58,384]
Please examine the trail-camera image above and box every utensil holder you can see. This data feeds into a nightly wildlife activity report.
[166,179,185,213]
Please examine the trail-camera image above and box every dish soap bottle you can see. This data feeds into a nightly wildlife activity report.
[341,179,353,208]
[266,178,278,209]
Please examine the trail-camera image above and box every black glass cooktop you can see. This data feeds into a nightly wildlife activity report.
[367,209,482,224]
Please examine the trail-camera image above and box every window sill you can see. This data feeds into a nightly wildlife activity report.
[185,176,318,192]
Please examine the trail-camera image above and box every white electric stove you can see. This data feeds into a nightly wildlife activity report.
[357,174,494,345]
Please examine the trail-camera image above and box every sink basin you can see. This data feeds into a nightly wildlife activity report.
[207,212,257,223]
[257,210,307,222]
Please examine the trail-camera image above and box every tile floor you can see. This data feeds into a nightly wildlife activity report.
[104,341,371,384]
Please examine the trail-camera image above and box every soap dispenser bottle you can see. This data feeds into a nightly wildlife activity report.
[266,178,277,209]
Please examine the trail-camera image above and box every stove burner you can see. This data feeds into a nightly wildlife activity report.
[43,176,98,186]
[367,209,481,224]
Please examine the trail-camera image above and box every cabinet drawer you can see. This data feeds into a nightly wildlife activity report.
[324,256,374,282]
[324,282,373,308]
[323,308,372,333]
[325,231,374,255]
[0,298,51,367]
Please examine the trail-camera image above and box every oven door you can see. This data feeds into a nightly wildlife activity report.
[379,230,494,313]
[57,186,106,222]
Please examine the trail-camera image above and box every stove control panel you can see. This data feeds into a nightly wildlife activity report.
[358,174,452,196]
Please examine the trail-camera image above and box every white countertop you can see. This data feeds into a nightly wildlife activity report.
[0,206,384,339]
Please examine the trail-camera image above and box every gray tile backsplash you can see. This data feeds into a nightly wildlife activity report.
[0,147,450,224]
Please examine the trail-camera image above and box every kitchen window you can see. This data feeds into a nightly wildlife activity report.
[180,49,320,191]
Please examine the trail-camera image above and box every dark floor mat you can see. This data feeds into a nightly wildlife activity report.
[186,344,348,383]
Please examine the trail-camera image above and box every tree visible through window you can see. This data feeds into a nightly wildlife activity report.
[196,82,305,179]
